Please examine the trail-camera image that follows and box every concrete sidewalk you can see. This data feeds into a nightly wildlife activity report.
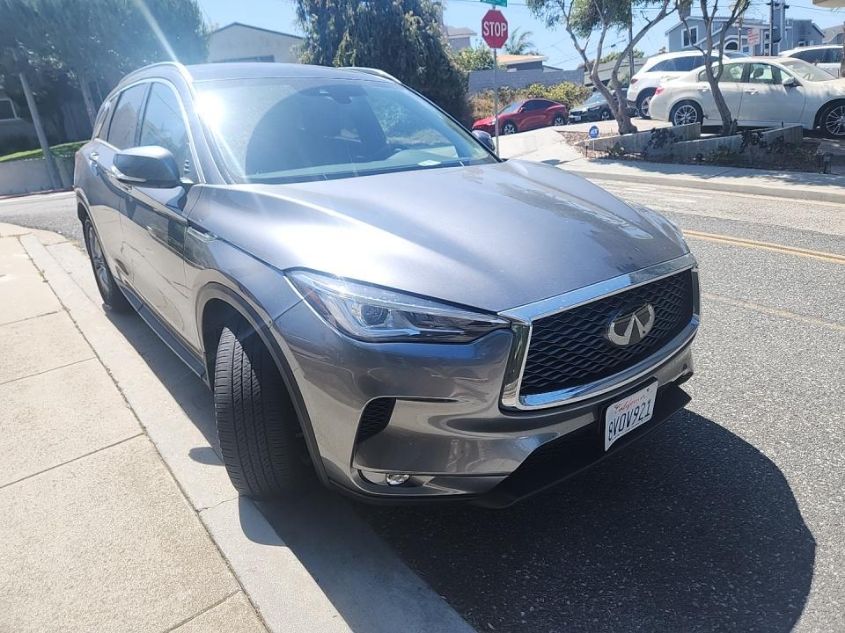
[497,127,845,204]
[0,222,474,633]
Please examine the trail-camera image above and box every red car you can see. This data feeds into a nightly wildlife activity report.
[472,98,569,135]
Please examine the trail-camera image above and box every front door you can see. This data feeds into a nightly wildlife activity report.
[738,62,806,126]
[121,82,198,346]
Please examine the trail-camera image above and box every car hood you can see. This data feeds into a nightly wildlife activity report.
[193,161,688,313]
[473,116,495,127]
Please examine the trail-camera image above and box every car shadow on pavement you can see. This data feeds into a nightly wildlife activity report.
[358,409,815,633]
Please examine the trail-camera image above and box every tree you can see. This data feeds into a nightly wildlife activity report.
[295,0,468,121]
[505,27,537,55]
[453,44,496,72]
[10,0,207,125]
[677,0,749,136]
[599,48,644,63]
[528,0,674,135]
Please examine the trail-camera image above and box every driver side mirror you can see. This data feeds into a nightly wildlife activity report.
[782,76,799,88]
[113,146,183,188]
[472,129,496,153]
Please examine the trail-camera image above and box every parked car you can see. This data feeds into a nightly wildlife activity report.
[780,45,843,78]
[627,50,742,118]
[649,57,845,138]
[568,91,614,122]
[472,98,569,135]
[75,62,699,506]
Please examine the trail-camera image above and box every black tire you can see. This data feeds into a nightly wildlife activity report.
[213,322,307,498]
[502,120,518,135]
[600,108,612,121]
[553,113,568,126]
[636,90,655,119]
[670,101,703,127]
[819,101,845,139]
[82,217,131,313]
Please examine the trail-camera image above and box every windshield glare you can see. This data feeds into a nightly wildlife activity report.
[498,101,522,115]
[779,58,835,82]
[579,92,605,108]
[195,78,495,184]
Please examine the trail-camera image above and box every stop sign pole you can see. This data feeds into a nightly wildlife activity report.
[481,7,508,151]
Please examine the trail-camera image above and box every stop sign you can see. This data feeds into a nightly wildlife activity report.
[481,10,508,49]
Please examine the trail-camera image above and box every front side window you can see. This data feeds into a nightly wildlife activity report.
[779,58,835,81]
[698,63,743,82]
[745,63,782,85]
[107,84,148,149]
[139,83,190,174]
[0,99,15,120]
[792,49,821,63]
[195,77,496,184]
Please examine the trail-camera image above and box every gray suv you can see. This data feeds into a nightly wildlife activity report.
[75,62,699,506]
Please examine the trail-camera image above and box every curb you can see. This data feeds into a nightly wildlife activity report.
[563,167,845,205]
[17,230,474,633]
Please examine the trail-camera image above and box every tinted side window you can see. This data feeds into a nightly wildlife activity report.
[0,99,14,120]
[650,59,676,72]
[522,100,544,111]
[826,48,843,64]
[107,84,147,149]
[139,83,190,174]
[792,49,820,63]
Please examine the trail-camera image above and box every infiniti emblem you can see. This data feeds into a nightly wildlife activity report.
[607,304,655,346]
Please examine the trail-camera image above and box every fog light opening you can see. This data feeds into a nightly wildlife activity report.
[386,473,411,486]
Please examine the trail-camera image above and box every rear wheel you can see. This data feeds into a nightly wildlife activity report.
[502,120,518,135]
[82,217,131,312]
[670,101,702,127]
[819,102,845,139]
[213,322,309,498]
[600,109,612,121]
[553,113,568,126]
[637,90,655,119]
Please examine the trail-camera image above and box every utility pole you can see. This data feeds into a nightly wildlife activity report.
[768,1,775,55]
[628,15,635,81]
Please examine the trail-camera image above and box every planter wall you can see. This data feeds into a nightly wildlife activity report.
[0,156,73,197]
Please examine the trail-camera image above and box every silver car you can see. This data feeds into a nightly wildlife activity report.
[75,62,699,506]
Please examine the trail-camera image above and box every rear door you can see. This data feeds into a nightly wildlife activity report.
[81,83,149,283]
[694,63,744,122]
[120,81,198,343]
[738,62,806,126]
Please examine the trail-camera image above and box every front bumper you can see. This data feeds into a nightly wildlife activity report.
[273,279,698,505]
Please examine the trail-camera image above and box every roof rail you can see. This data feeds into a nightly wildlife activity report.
[346,67,402,84]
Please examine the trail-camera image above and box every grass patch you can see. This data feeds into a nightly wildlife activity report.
[0,141,85,163]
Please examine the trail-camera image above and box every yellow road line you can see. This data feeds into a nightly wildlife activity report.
[683,230,845,265]
[702,293,845,333]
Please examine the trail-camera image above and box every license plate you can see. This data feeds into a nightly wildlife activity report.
[604,382,658,450]
[570,115,581,121]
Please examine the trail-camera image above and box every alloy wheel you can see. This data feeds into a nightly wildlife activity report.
[824,105,845,138]
[86,223,111,292]
[502,122,517,134]
[673,104,699,126]
[639,95,652,118]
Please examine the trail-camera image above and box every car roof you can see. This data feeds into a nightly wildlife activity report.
[117,61,396,89]
[645,50,712,62]
[780,44,840,55]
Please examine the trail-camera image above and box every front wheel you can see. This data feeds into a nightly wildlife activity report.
[553,113,568,126]
[819,102,845,139]
[670,101,702,127]
[600,109,612,121]
[82,217,131,312]
[213,322,309,498]
[502,121,518,135]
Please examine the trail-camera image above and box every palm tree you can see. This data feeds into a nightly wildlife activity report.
[504,27,536,55]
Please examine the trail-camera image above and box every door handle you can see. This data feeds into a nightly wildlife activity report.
[698,87,710,93]
[745,89,759,95]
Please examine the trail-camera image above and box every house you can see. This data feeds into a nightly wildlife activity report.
[207,22,304,64]
[445,25,476,51]
[496,54,547,71]
[814,0,845,6]
[823,25,844,45]
[666,16,824,55]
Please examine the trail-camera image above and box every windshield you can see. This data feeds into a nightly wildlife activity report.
[498,101,522,115]
[195,77,496,184]
[575,92,606,109]
[779,58,836,82]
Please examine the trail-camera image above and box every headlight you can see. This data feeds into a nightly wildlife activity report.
[288,271,509,343]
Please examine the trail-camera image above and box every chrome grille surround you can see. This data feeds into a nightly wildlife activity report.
[499,253,700,411]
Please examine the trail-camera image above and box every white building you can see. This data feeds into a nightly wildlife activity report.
[207,22,304,64]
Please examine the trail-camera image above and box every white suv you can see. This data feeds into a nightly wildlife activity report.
[780,45,842,78]
[628,51,723,118]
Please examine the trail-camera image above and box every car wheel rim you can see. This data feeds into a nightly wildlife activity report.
[640,96,651,117]
[674,104,698,126]
[824,105,845,137]
[554,115,564,125]
[503,123,516,134]
[87,224,110,290]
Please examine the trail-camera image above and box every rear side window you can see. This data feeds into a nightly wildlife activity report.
[792,49,822,63]
[825,48,843,64]
[139,83,191,175]
[107,84,147,149]
[522,100,545,111]
[674,55,705,72]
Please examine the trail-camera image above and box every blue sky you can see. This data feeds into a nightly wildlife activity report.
[198,0,843,68]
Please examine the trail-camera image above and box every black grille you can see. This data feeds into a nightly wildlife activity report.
[356,398,395,443]
[520,270,694,396]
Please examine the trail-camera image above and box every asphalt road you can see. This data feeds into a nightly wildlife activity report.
[2,182,843,632]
